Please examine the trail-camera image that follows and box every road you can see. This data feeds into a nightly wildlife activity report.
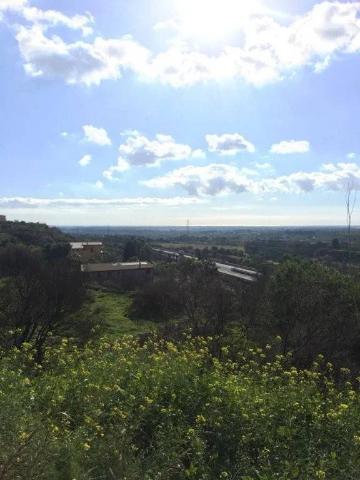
[152,248,259,282]
[215,262,258,282]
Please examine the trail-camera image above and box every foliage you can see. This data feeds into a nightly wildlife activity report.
[123,237,152,262]
[132,258,360,370]
[132,259,237,336]
[131,263,181,322]
[0,221,70,250]
[0,246,85,358]
[264,260,360,369]
[1,337,360,479]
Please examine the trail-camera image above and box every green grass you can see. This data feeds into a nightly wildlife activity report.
[157,242,245,252]
[87,289,156,337]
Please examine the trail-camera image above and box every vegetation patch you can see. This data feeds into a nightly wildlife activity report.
[85,289,156,337]
[1,337,360,480]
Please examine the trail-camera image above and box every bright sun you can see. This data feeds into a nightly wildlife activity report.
[175,0,264,43]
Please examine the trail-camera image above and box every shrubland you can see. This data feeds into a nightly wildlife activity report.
[1,337,360,480]
[133,258,360,371]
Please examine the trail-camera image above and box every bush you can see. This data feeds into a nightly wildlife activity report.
[266,260,360,368]
[1,337,360,479]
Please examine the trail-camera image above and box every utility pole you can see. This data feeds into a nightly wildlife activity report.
[345,179,357,264]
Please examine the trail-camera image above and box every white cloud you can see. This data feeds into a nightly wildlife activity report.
[83,125,112,146]
[143,162,360,196]
[314,55,332,73]
[94,181,104,189]
[0,0,25,20]
[0,196,202,209]
[206,133,255,155]
[119,132,199,165]
[0,0,93,36]
[143,164,259,196]
[192,149,206,159]
[103,131,204,179]
[143,44,283,87]
[16,25,150,86]
[0,0,27,12]
[271,163,360,193]
[270,140,310,154]
[143,1,360,87]
[79,154,92,166]
[103,159,130,180]
[9,2,360,87]
[21,7,93,36]
[347,152,356,159]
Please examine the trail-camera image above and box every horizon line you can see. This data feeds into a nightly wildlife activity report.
[55,224,359,229]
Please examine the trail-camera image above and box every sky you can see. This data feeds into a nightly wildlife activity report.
[0,0,360,226]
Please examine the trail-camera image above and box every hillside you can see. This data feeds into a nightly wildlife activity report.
[0,220,71,250]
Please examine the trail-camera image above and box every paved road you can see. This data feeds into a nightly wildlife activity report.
[215,262,258,282]
[153,248,259,282]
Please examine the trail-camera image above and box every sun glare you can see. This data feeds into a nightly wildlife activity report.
[175,0,264,43]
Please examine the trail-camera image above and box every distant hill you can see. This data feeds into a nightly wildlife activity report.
[0,220,71,250]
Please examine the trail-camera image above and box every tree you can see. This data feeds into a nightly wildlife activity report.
[174,259,235,336]
[123,238,139,261]
[131,263,181,322]
[132,258,237,337]
[332,238,340,249]
[122,238,152,262]
[266,259,360,368]
[178,259,236,335]
[0,246,85,360]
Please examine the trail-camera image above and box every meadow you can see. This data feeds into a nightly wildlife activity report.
[74,289,156,337]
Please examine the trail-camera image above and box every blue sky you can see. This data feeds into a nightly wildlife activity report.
[0,0,360,225]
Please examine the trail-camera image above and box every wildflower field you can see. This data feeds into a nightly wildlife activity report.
[1,337,360,480]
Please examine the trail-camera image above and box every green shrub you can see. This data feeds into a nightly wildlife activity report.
[1,338,360,479]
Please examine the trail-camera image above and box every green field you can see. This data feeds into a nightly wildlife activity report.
[84,289,156,337]
[157,242,245,252]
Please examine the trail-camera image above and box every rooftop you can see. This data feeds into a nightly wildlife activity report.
[71,242,103,250]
